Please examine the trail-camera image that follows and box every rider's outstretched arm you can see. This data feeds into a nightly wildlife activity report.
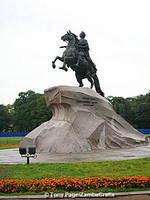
[59,46,67,48]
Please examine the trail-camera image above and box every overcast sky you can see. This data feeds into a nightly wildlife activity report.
[0,0,150,105]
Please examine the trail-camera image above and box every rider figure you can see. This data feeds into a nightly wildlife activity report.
[76,31,97,76]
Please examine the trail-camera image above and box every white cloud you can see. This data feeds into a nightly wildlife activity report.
[0,0,150,104]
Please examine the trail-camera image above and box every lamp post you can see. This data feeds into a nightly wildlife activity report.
[19,147,36,164]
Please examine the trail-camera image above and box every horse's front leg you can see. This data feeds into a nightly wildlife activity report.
[52,56,63,69]
[59,57,68,71]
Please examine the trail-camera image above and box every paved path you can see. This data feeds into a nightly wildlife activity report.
[0,194,150,199]
[0,145,150,164]
[0,190,150,199]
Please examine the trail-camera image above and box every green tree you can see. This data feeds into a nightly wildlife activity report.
[107,96,135,125]
[135,92,150,128]
[107,92,150,129]
[0,105,10,132]
[13,90,52,132]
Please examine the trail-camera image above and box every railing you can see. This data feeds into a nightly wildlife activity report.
[0,132,28,137]
[137,129,150,134]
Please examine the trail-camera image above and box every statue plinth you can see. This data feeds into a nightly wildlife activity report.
[20,86,148,153]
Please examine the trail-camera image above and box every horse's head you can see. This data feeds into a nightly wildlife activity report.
[61,31,72,42]
[61,30,78,44]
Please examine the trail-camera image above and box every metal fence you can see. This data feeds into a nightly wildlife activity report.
[137,129,150,134]
[0,132,28,137]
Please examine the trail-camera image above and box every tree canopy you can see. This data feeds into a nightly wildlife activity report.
[0,104,11,132]
[107,91,150,129]
[13,90,52,132]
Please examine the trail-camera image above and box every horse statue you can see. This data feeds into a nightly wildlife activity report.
[52,31,104,96]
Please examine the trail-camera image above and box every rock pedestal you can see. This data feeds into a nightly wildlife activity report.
[20,86,148,153]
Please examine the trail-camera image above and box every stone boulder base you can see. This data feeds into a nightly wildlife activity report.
[20,86,148,153]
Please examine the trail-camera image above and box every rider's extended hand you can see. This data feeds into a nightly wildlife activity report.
[59,46,67,48]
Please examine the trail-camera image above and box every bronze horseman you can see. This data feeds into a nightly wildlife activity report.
[52,30,104,96]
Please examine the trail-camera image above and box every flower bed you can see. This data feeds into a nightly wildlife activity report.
[0,144,19,147]
[0,176,150,193]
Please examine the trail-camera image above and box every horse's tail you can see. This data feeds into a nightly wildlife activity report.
[93,74,104,97]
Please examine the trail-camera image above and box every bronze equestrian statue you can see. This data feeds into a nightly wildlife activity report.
[52,30,104,96]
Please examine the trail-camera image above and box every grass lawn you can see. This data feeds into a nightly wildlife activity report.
[0,137,23,145]
[0,137,22,150]
[0,158,149,194]
[0,158,150,180]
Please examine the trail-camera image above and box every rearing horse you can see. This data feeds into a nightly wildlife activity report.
[52,31,104,96]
